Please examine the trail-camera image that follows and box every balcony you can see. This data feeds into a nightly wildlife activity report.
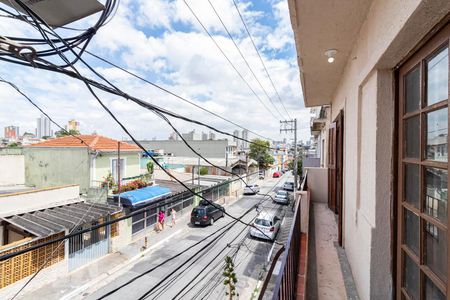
[260,169,358,299]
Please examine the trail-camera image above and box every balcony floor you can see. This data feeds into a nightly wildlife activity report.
[307,203,359,299]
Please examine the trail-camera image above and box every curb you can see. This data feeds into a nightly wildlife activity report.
[61,229,183,300]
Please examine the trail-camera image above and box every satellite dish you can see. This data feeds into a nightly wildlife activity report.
[0,0,105,28]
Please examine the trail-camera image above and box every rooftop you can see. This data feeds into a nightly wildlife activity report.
[28,135,140,152]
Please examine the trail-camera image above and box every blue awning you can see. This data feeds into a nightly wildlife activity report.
[114,186,172,207]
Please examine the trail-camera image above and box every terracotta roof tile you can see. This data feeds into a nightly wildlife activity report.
[28,135,140,152]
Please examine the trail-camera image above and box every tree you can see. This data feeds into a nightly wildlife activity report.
[288,158,303,178]
[223,256,238,300]
[249,139,274,170]
[7,142,20,148]
[199,166,208,175]
[146,161,154,175]
[55,129,80,137]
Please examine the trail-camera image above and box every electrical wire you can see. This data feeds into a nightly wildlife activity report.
[5,0,280,256]
[231,0,292,119]
[82,49,272,141]
[98,177,283,299]
[207,0,285,119]
[182,0,279,120]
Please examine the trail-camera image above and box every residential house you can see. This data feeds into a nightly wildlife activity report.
[288,0,450,299]
[24,135,142,194]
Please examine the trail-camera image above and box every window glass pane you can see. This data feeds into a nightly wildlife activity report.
[424,221,447,281]
[405,164,420,208]
[404,209,420,256]
[426,108,448,161]
[405,116,420,158]
[424,276,445,300]
[427,47,448,106]
[425,168,448,224]
[405,67,421,113]
[403,254,419,299]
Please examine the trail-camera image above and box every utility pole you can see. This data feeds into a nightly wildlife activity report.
[280,119,298,191]
[197,156,201,186]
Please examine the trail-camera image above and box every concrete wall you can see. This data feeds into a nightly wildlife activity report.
[325,1,450,299]
[306,167,328,203]
[24,147,90,193]
[0,185,80,217]
[134,140,229,158]
[0,153,25,186]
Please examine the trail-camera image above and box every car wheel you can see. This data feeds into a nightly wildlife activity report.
[210,218,214,226]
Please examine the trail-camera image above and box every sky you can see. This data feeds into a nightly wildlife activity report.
[0,0,311,143]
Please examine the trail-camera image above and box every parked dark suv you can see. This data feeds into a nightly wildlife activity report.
[191,201,225,226]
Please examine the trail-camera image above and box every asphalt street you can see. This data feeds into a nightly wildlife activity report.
[83,174,292,300]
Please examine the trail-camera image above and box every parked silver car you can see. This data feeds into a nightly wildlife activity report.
[244,184,260,195]
[250,213,281,241]
[273,189,289,204]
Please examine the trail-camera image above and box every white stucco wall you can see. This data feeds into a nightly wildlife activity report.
[325,1,450,299]
[0,154,25,186]
[0,185,80,217]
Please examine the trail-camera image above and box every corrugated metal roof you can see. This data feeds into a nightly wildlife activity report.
[3,202,122,238]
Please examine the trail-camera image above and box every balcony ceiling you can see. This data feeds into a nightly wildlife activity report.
[288,0,373,107]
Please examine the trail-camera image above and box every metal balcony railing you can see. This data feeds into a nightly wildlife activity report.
[259,172,308,300]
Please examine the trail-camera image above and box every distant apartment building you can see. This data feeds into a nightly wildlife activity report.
[168,131,178,140]
[4,126,19,139]
[233,130,240,149]
[35,114,52,138]
[66,119,80,131]
[181,129,201,141]
[208,132,216,140]
[241,129,249,149]
[201,132,208,140]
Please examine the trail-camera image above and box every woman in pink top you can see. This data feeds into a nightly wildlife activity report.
[158,210,165,230]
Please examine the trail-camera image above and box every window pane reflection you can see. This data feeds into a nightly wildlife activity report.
[424,221,447,281]
[405,67,421,113]
[426,108,448,162]
[425,168,448,224]
[405,209,420,256]
[425,276,445,300]
[405,164,420,208]
[403,254,419,299]
[427,47,448,106]
[405,116,420,158]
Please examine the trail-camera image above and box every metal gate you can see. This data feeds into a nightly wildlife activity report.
[68,223,110,271]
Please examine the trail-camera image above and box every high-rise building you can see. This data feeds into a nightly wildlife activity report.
[67,119,80,131]
[168,131,179,140]
[36,114,52,138]
[4,126,19,139]
[182,130,201,141]
[202,132,208,140]
[208,132,216,140]
[233,129,240,148]
[241,129,249,149]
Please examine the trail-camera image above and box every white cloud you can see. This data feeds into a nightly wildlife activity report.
[0,0,310,143]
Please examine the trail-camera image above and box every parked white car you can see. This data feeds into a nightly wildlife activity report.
[250,213,281,241]
[274,190,289,204]
[244,184,260,195]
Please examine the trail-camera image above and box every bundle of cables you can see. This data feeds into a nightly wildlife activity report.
[0,0,118,67]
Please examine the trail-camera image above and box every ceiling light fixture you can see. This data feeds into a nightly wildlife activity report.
[325,49,338,63]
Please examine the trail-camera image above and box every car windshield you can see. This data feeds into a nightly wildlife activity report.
[278,190,287,195]
[255,218,271,227]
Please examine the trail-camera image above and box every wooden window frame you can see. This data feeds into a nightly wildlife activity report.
[397,23,450,300]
